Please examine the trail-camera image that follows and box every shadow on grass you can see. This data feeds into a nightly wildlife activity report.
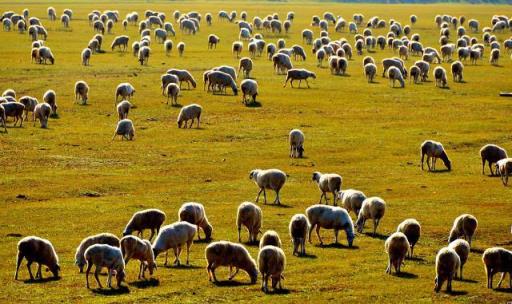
[496,241,512,246]
[363,232,389,240]
[429,169,451,174]
[194,238,212,244]
[128,278,159,289]
[263,203,293,209]
[495,287,512,293]
[244,101,262,108]
[264,288,292,295]
[91,286,130,295]
[297,253,317,259]
[444,290,468,296]
[406,256,425,262]
[169,103,183,108]
[470,247,485,254]
[163,264,203,270]
[316,243,359,250]
[394,271,418,279]
[23,276,60,284]
[212,280,254,287]
[458,278,478,283]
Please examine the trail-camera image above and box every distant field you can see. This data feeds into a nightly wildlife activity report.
[1,1,511,303]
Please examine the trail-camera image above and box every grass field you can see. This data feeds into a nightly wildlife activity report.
[1,1,512,303]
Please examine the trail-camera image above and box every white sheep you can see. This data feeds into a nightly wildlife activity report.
[177,42,185,56]
[283,69,316,88]
[434,247,460,293]
[74,80,89,105]
[289,129,304,158]
[177,103,202,128]
[306,204,355,247]
[338,189,366,217]
[138,46,150,65]
[312,172,342,206]
[120,235,157,279]
[355,197,386,236]
[448,214,478,246]
[237,201,262,243]
[364,63,377,83]
[480,144,508,176]
[15,236,60,280]
[81,48,91,66]
[42,89,57,114]
[33,103,51,128]
[260,230,282,248]
[238,57,253,78]
[123,208,166,241]
[496,158,512,186]
[164,39,173,55]
[289,214,309,256]
[75,233,120,273]
[240,79,258,104]
[178,202,213,241]
[116,100,132,121]
[165,83,180,106]
[115,82,135,103]
[433,66,448,88]
[205,241,258,284]
[385,232,410,274]
[397,219,421,257]
[448,239,470,280]
[387,66,405,88]
[166,69,197,89]
[112,119,135,141]
[272,53,293,74]
[249,169,287,205]
[84,244,125,289]
[111,35,129,51]
[482,247,512,289]
[152,221,197,266]
[421,140,452,171]
[18,96,38,121]
[258,245,286,293]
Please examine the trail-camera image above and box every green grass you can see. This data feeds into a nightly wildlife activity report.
[1,1,512,303]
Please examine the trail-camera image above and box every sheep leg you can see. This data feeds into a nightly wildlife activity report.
[459,264,463,280]
[489,162,494,176]
[138,261,143,279]
[238,225,242,242]
[386,257,391,273]
[228,267,239,280]
[274,190,280,205]
[106,267,112,288]
[94,266,103,289]
[86,263,93,288]
[333,191,338,206]
[373,219,378,236]
[173,247,180,265]
[497,272,505,288]
[426,156,431,171]
[334,229,339,244]
[318,193,324,204]
[305,79,310,88]
[255,188,263,203]
[14,252,24,280]
[482,159,486,175]
[164,251,168,266]
[447,275,452,292]
[186,240,192,265]
[148,229,155,242]
[36,263,42,279]
[26,261,34,280]
[316,225,323,245]
[197,225,202,240]
[263,189,267,204]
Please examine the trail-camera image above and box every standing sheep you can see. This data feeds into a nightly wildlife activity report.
[387,66,405,88]
[258,246,286,293]
[75,233,120,273]
[177,42,185,56]
[482,247,512,289]
[84,244,125,289]
[306,204,355,247]
[177,104,202,128]
[152,221,197,266]
[74,81,89,105]
[164,39,173,55]
[433,66,448,88]
[15,236,60,280]
[237,202,262,243]
[81,48,91,66]
[178,202,213,241]
[312,172,342,205]
[33,103,51,128]
[19,96,38,121]
[120,235,157,279]
[115,83,135,103]
[283,69,315,88]
[165,83,180,106]
[289,214,310,256]
[448,239,470,280]
[397,219,421,257]
[496,158,512,186]
[123,209,166,241]
[385,232,410,274]
[249,169,287,205]
[435,247,460,293]
[42,89,57,115]
[240,79,258,104]
[338,189,366,217]
[205,241,258,284]
[355,197,386,236]
[116,100,132,121]
[238,57,253,79]
[260,230,282,248]
[420,140,452,171]
[289,129,305,158]
[138,46,150,65]
[167,69,197,90]
[112,119,135,141]
[480,144,508,176]
[364,63,377,83]
[208,34,220,49]
[448,214,478,246]
[451,60,464,82]
[2,102,25,127]
[111,35,129,51]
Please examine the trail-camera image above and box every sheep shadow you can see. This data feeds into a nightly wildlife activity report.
[212,280,253,287]
[429,169,451,174]
[23,276,60,284]
[470,247,485,254]
[406,256,425,262]
[457,278,478,283]
[263,203,293,209]
[438,86,451,90]
[494,287,512,293]
[128,278,159,289]
[443,290,468,296]
[244,101,262,108]
[194,238,212,244]
[264,288,291,295]
[496,241,512,246]
[91,286,130,295]
[393,271,418,279]
[316,243,359,250]
[363,232,388,240]
[336,74,351,77]
[295,253,317,259]
[163,264,203,270]
[169,103,183,108]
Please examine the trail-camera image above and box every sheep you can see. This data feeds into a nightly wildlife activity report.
[111,35,129,51]
[272,53,293,74]
[152,221,197,266]
[496,158,512,186]
[382,58,407,78]
[14,236,60,281]
[116,100,132,121]
[415,60,430,81]
[249,169,286,205]
[338,189,366,217]
[132,41,140,56]
[289,214,309,256]
[258,246,286,293]
[81,48,91,66]
[74,233,120,273]
[387,66,405,88]
[3,89,15,99]
[448,214,478,246]
[267,43,276,60]
[0,105,6,132]
[74,81,89,105]
[363,63,377,83]
[33,103,51,128]
[291,44,306,61]
[398,45,408,60]
[177,103,202,128]
[397,219,421,257]
[161,83,180,106]
[167,69,197,90]
[18,96,38,121]
[482,247,512,289]
[490,48,500,65]
[451,60,464,82]
[84,244,125,289]
[205,241,258,283]
[289,129,304,158]
[240,79,258,104]
[93,20,105,34]
[260,230,282,249]
[409,65,421,84]
[283,69,315,88]
[160,74,180,95]
[434,247,460,293]
[163,39,173,55]
[88,38,100,53]
[137,46,150,65]
[112,119,135,141]
[385,232,410,274]
[122,208,166,241]
[178,202,213,241]
[207,71,238,95]
[212,65,237,81]
[207,34,220,49]
[2,102,25,127]
[337,57,348,75]
[302,29,313,45]
[355,197,386,236]
[306,204,355,247]
[448,239,470,280]
[37,46,54,64]
[232,41,243,58]
[469,48,481,65]
[115,82,135,103]
[180,19,197,34]
[238,57,253,78]
[480,144,508,175]
[237,202,262,243]
[120,235,157,279]
[312,172,342,205]
[61,14,70,28]
[176,42,185,57]
[433,66,448,88]
[316,48,326,67]
[420,140,452,171]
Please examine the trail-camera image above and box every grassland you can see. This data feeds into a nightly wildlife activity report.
[0,1,512,303]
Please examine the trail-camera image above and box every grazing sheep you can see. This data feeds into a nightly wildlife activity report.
[167,69,197,90]
[178,202,213,241]
[409,65,421,84]
[152,221,197,266]
[81,48,91,66]
[111,35,129,51]
[267,43,276,60]
[490,48,500,65]
[18,96,37,121]
[289,214,309,256]
[382,58,407,78]
[306,204,355,247]
[207,71,237,95]
[364,63,377,83]
[154,28,167,44]
[93,20,105,34]
[249,169,286,205]
[496,158,512,186]
[385,232,410,274]
[289,129,305,158]
[272,53,293,74]
[482,247,512,289]
[291,44,306,61]
[47,7,56,21]
[33,103,51,128]
[237,202,262,243]
[112,119,135,141]
[177,103,202,128]
[115,82,135,103]
[338,189,366,217]
[14,236,60,281]
[240,79,258,104]
[387,66,405,88]
[451,60,464,82]
[448,214,478,246]
[164,83,180,106]
[205,241,258,284]
[258,246,286,293]
[75,233,120,273]
[2,102,25,127]
[312,172,342,205]
[316,48,326,67]
[208,34,220,49]
[283,68,315,88]
[238,57,253,78]
[260,230,281,249]
[434,247,460,293]
[212,65,237,81]
[132,41,140,56]
[120,235,156,279]
[123,209,166,241]
[448,239,470,280]
[37,46,54,64]
[177,42,185,56]
[232,41,243,58]
[116,100,132,121]
[302,29,313,44]
[415,60,430,81]
[397,219,421,257]
[74,81,89,105]
[161,74,179,95]
[336,57,348,75]
[138,46,150,65]
[61,14,70,28]
[355,197,386,236]
[421,140,452,171]
[433,66,448,88]
[480,144,508,175]
[164,39,173,55]
[84,244,125,289]
[88,38,100,53]
[2,89,16,99]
